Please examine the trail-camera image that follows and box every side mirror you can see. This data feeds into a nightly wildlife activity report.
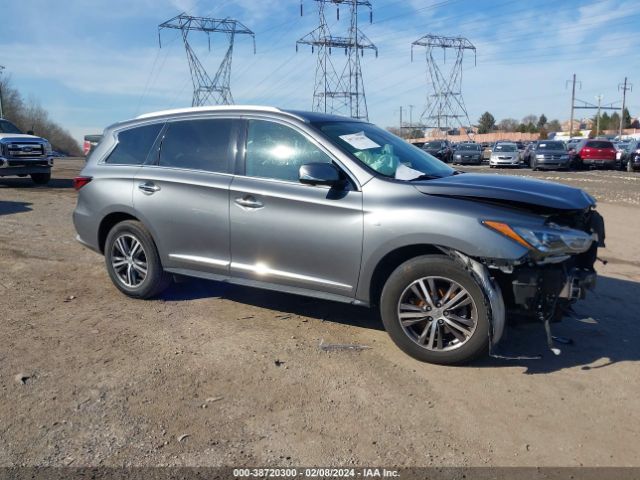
[27,130,35,135]
[299,162,341,186]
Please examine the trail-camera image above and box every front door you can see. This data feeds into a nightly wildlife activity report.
[229,119,363,297]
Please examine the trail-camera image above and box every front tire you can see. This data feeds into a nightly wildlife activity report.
[31,172,51,185]
[104,220,171,299]
[380,255,490,365]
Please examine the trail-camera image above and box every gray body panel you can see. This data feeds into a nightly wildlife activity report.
[73,107,596,306]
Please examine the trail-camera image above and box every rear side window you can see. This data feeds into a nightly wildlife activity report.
[106,123,163,165]
[585,141,613,149]
[159,119,233,173]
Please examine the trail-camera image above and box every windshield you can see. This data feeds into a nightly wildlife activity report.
[493,144,516,152]
[458,144,481,151]
[536,142,566,151]
[314,121,454,180]
[424,141,444,149]
[586,141,613,149]
[0,119,22,134]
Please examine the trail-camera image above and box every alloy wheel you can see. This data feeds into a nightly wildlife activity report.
[397,276,478,352]
[110,234,148,288]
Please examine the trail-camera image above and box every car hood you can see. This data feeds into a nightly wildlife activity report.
[413,173,595,211]
[0,133,44,141]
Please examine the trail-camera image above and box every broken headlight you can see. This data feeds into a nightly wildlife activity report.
[482,221,594,255]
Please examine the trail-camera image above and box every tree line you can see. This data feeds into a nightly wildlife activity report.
[0,77,81,156]
[477,108,637,138]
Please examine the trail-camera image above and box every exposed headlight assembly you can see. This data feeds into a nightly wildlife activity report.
[43,141,53,155]
[482,220,595,256]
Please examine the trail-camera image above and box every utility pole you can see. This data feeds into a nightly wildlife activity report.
[158,14,255,106]
[619,77,634,171]
[297,0,377,121]
[399,106,403,137]
[0,65,5,118]
[595,94,603,135]
[409,104,414,127]
[618,77,632,136]
[565,74,581,137]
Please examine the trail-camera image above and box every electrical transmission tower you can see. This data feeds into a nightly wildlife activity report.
[411,34,476,135]
[159,14,255,106]
[297,1,377,120]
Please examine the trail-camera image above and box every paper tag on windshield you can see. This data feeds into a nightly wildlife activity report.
[395,163,424,180]
[339,131,380,150]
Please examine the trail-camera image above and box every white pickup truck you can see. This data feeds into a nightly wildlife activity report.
[0,118,54,185]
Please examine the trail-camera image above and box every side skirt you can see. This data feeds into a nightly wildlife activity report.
[165,267,370,307]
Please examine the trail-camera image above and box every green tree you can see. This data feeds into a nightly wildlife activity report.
[517,123,527,133]
[610,112,621,132]
[537,114,548,129]
[477,111,496,134]
[527,122,537,133]
[623,107,632,128]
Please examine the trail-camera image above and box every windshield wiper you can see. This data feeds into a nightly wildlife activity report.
[409,174,444,181]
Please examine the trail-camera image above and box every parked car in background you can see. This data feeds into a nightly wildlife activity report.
[571,139,618,169]
[422,140,453,163]
[452,143,483,165]
[73,106,604,365]
[529,141,571,171]
[481,143,492,161]
[0,118,54,185]
[619,139,640,170]
[489,143,520,167]
[83,134,103,156]
[521,142,536,166]
[614,141,630,163]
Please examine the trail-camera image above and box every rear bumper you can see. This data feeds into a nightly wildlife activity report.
[0,165,51,176]
[582,158,616,167]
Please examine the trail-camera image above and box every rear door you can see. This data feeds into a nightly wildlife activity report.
[228,118,363,297]
[133,117,240,275]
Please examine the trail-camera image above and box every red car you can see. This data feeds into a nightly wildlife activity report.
[572,139,617,169]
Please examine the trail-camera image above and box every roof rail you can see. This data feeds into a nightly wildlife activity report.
[136,105,284,120]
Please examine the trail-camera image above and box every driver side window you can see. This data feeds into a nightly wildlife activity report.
[245,120,332,182]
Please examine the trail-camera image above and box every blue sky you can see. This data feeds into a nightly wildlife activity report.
[1,0,638,142]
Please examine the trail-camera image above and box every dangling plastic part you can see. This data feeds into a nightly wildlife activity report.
[337,7,340,20]
[540,307,561,355]
[300,1,303,16]
[370,11,373,23]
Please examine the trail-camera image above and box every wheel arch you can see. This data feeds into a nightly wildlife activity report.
[367,244,443,307]
[98,212,140,253]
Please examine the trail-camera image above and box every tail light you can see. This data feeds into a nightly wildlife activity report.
[73,176,92,190]
[83,140,91,156]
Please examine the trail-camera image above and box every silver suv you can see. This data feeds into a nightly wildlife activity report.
[73,106,604,364]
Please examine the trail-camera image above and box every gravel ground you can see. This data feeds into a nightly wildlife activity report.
[0,159,639,467]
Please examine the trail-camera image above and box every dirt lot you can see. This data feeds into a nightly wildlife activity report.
[1,159,639,467]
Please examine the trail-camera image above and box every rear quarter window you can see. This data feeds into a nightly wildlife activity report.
[105,123,163,165]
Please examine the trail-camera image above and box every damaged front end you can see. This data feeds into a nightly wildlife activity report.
[450,206,605,356]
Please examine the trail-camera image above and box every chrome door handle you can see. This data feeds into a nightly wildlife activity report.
[234,195,263,209]
[138,182,160,194]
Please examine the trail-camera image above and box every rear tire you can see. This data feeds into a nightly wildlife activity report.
[379,255,490,365]
[31,172,51,185]
[104,220,171,299]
